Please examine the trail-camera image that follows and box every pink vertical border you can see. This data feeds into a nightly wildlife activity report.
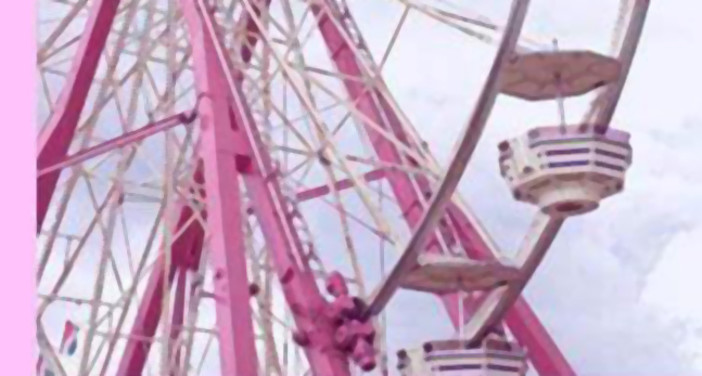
[0,0,36,375]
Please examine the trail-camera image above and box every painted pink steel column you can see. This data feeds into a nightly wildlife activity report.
[312,3,575,375]
[115,1,272,372]
[179,0,259,373]
[201,1,352,373]
[37,0,121,231]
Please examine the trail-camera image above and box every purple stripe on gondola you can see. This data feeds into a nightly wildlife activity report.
[547,160,589,168]
[545,148,590,156]
[487,364,523,372]
[433,364,482,371]
[594,161,625,171]
[425,351,525,362]
[433,364,522,372]
[594,148,627,160]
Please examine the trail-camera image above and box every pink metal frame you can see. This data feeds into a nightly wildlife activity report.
[178,1,261,373]
[36,0,646,374]
[196,0,351,372]
[118,1,349,374]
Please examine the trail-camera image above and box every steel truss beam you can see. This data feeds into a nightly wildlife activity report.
[114,1,273,373]
[117,3,266,375]
[113,5,267,376]
[118,1,349,375]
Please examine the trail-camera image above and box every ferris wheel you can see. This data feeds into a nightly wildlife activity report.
[36,0,650,375]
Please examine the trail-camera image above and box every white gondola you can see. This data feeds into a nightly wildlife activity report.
[398,329,528,376]
[498,125,632,216]
[497,48,632,216]
[400,253,520,294]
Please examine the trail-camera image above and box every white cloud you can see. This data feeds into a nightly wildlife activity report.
[642,225,702,370]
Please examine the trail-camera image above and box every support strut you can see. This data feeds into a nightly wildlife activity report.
[179,1,260,373]
[37,0,121,231]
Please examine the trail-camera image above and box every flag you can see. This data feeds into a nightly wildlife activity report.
[59,320,78,356]
[36,355,56,376]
